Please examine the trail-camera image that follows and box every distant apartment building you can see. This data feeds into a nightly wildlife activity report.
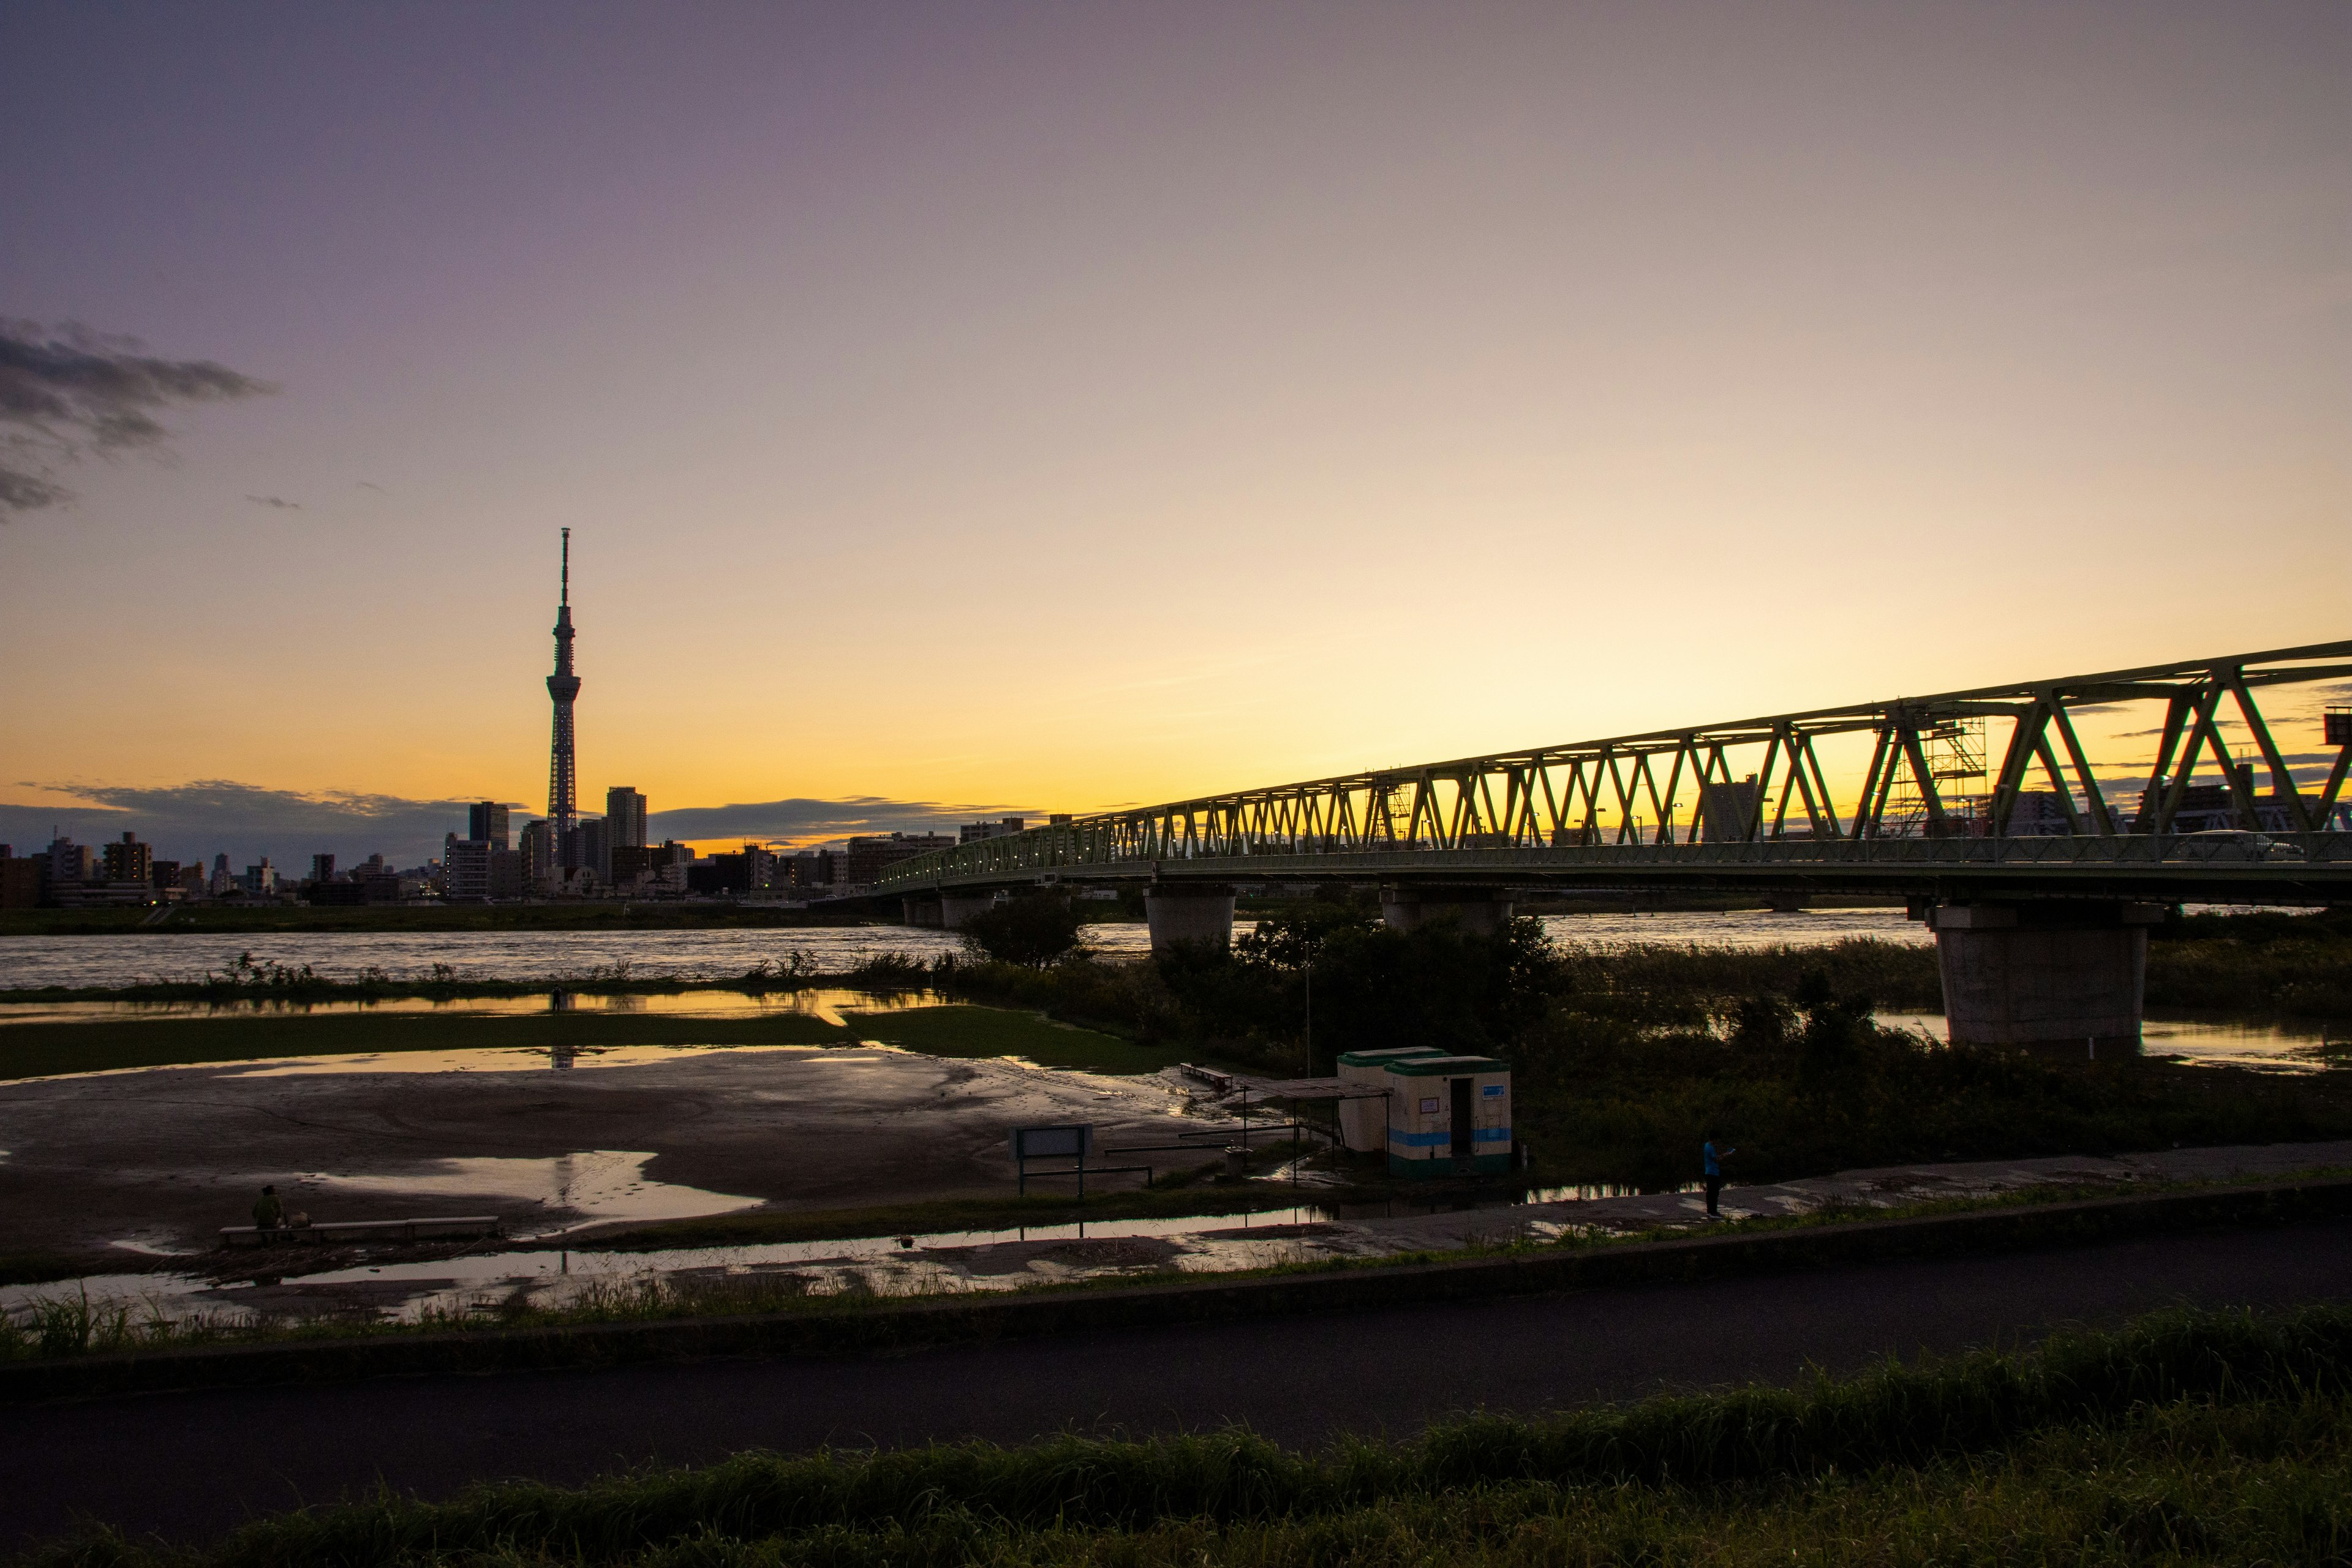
[209,853,233,895]
[311,853,337,884]
[443,837,524,901]
[605,788,647,851]
[843,832,958,888]
[47,838,91,886]
[960,816,1027,845]
[0,851,47,910]
[100,833,151,886]
[468,801,511,851]
[240,859,279,897]
[611,839,689,894]
[150,859,181,891]
[1695,780,1763,843]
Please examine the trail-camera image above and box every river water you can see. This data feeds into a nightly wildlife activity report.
[0,908,1926,991]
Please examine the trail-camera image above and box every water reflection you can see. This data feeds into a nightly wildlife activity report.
[1876,1011,2341,1073]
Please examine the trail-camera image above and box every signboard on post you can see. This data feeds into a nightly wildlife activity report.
[1009,1125,1092,1162]
[1010,1124,1094,1196]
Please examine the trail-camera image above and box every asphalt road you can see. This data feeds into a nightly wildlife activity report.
[7,1219,2351,1548]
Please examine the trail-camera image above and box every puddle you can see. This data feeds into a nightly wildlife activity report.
[1877,1011,2342,1072]
[298,1150,762,1234]
[0,1200,1348,1326]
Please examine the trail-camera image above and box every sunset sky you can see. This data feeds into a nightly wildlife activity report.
[3,2,2345,864]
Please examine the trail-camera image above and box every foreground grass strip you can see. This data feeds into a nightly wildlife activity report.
[21,1306,2352,1566]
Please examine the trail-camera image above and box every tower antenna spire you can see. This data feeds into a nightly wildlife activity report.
[561,526,570,606]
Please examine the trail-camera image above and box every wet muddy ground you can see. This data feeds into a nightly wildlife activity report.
[0,1042,1218,1267]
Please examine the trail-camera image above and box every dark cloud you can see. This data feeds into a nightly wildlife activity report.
[0,318,276,517]
[246,494,301,510]
[649,796,1035,847]
[0,783,1027,869]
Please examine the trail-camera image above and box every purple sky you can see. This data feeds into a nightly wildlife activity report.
[4,2,2346,865]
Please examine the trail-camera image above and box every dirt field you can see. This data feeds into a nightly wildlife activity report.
[0,1042,1218,1268]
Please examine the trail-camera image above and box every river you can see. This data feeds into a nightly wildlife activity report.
[0,907,1929,991]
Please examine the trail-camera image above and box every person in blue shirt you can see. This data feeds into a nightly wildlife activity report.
[1702,1136,1736,1217]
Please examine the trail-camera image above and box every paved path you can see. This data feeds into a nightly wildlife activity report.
[5,1216,2349,1548]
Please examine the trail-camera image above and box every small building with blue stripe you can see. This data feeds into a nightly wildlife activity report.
[1384,1054,1512,1178]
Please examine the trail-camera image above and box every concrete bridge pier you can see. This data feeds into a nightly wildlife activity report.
[899,896,942,928]
[1145,884,1235,955]
[1930,901,2166,1054]
[1381,887,1515,936]
[940,892,1001,930]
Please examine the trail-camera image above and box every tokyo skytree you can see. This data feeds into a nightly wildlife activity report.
[546,528,581,857]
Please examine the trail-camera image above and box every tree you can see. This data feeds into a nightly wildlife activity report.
[960,893,1084,968]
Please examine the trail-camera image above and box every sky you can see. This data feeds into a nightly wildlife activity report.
[2,2,2346,866]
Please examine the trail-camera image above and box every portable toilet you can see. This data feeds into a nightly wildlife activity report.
[1333,1047,1442,1153]
[1384,1055,1512,1178]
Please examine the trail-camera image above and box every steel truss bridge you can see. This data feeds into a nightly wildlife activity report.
[876,640,2352,905]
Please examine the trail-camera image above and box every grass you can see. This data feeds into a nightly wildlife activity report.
[0,998,1200,1082]
[18,1305,2352,1565]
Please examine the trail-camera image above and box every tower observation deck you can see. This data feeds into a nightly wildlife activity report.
[546,528,581,858]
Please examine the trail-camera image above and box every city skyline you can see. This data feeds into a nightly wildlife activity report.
[4,3,2345,845]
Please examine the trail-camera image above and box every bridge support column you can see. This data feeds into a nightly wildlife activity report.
[1145,884,1234,956]
[938,892,1001,930]
[1931,901,2165,1054]
[899,897,942,928]
[1381,888,1514,937]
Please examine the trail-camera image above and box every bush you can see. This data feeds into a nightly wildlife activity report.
[960,895,1084,968]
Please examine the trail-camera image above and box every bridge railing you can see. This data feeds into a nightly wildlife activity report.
[875,828,2352,893]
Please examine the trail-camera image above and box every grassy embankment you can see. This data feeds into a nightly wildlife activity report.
[0,1000,1194,1084]
[19,1305,2352,1566]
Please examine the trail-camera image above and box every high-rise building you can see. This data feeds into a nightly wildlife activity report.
[546,529,582,865]
[209,853,233,895]
[100,832,151,885]
[605,787,646,850]
[468,802,511,851]
[518,819,554,888]
[566,816,611,881]
[311,853,337,884]
[960,816,1026,844]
